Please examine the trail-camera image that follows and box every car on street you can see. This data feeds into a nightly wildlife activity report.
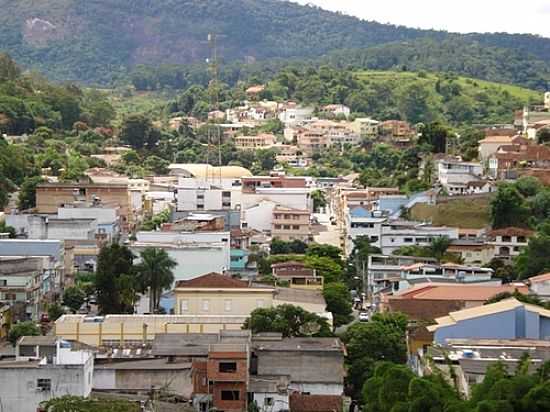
[359,312,369,322]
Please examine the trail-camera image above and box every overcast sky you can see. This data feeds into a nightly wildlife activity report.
[291,0,550,38]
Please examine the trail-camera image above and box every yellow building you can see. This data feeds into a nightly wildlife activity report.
[174,273,276,316]
[55,273,331,346]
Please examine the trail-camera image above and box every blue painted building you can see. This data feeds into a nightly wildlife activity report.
[429,299,550,344]
[230,248,249,271]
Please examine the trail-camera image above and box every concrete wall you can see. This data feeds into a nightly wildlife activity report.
[93,368,193,397]
[0,359,92,412]
[256,351,344,389]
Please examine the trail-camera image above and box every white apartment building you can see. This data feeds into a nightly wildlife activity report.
[345,215,459,256]
[131,231,231,282]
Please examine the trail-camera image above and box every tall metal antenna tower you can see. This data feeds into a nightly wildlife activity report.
[207,33,223,183]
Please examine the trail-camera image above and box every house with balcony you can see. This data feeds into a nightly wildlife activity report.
[486,227,534,261]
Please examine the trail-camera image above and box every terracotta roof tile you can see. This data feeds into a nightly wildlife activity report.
[175,273,249,288]
[487,227,535,237]
[290,394,343,412]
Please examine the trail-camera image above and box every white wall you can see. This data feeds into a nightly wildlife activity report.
[242,189,312,211]
[57,207,118,225]
[0,358,93,412]
[253,393,290,412]
[133,231,231,281]
[242,201,277,232]
[288,382,343,396]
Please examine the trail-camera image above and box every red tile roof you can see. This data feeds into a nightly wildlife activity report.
[175,273,249,288]
[290,394,343,412]
[487,227,535,238]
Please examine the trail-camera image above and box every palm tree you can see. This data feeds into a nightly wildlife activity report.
[136,247,177,313]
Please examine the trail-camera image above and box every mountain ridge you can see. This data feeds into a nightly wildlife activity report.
[0,0,549,84]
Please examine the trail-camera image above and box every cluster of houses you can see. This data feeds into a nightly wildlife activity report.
[168,94,418,168]
[1,91,550,411]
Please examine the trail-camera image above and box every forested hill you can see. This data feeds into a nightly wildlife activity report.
[0,0,549,85]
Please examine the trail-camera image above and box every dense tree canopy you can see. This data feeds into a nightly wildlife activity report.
[243,304,332,337]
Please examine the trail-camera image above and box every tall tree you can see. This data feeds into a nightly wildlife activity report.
[119,114,160,150]
[323,282,353,327]
[18,176,45,210]
[490,184,529,229]
[95,244,136,314]
[243,304,332,337]
[135,247,176,313]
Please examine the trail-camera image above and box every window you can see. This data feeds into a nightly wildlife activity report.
[292,225,300,230]
[224,299,232,312]
[222,202,231,208]
[265,397,274,406]
[202,299,210,312]
[274,225,282,230]
[222,191,231,198]
[219,362,237,373]
[37,379,51,392]
[502,236,512,242]
[404,237,413,243]
[283,225,290,230]
[221,390,240,401]
[197,194,205,200]
[180,300,189,313]
[0,280,6,286]
[517,236,527,243]
[197,204,204,210]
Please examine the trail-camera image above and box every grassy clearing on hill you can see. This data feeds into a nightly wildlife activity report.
[410,197,491,229]
[357,70,542,102]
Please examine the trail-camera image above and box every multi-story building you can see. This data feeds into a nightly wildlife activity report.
[0,337,94,412]
[351,118,379,138]
[176,183,242,212]
[174,273,275,316]
[296,128,329,155]
[488,143,550,179]
[131,231,231,283]
[271,206,312,242]
[437,158,484,195]
[486,227,534,261]
[379,120,415,140]
[235,134,277,150]
[0,240,65,319]
[278,106,314,126]
[36,183,131,228]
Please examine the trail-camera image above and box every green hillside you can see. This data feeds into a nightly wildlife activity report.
[0,0,550,85]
